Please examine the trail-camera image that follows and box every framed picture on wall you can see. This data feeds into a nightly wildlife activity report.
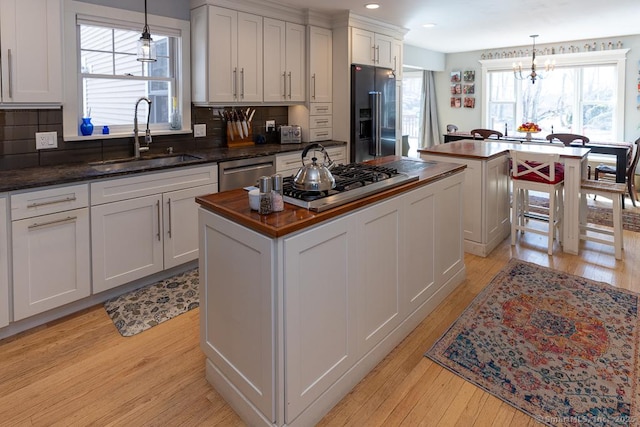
[463,84,475,94]
[463,70,475,82]
[464,97,475,108]
[450,71,462,83]
[451,97,461,108]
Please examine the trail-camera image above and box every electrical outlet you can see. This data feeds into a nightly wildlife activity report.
[35,131,58,150]
[266,120,276,131]
[194,124,206,137]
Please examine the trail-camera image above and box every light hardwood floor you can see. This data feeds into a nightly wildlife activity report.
[1,198,638,426]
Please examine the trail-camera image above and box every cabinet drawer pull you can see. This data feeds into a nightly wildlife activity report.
[27,196,77,208]
[156,200,161,241]
[316,132,329,137]
[28,216,76,229]
[167,198,172,238]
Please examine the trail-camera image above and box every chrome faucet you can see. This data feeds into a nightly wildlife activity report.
[134,97,152,159]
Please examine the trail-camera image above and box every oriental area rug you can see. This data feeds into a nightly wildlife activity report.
[527,194,640,233]
[104,268,199,337]
[426,259,639,426]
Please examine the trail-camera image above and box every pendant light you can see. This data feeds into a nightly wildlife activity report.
[512,35,554,84]
[137,0,156,62]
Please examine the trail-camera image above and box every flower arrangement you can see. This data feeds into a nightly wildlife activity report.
[517,122,541,132]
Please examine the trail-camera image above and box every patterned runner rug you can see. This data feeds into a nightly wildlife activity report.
[527,195,640,233]
[104,268,199,337]
[426,259,639,426]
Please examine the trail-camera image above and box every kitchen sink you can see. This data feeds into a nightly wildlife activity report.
[89,154,203,172]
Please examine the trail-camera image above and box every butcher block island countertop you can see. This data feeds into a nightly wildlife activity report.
[197,155,467,427]
[196,155,466,237]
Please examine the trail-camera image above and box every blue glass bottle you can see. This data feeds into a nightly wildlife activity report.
[80,117,94,136]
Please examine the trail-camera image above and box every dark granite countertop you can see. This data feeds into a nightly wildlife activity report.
[0,141,347,193]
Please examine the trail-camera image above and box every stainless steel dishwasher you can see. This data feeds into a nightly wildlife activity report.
[218,156,277,191]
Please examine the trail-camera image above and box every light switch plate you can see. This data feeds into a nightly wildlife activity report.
[194,124,206,137]
[35,131,58,149]
[266,120,276,131]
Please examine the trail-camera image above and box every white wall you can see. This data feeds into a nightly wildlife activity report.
[435,34,640,144]
[76,0,189,20]
[403,45,445,71]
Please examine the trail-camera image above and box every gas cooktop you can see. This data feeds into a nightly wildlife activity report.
[282,161,427,212]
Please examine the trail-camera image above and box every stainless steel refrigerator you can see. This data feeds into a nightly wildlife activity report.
[350,64,396,163]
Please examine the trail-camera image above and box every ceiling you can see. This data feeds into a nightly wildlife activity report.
[275,0,640,53]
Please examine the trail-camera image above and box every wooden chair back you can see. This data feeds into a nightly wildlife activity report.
[545,133,590,146]
[470,129,503,140]
[510,150,563,184]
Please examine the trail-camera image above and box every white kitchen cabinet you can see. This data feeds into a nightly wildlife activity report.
[420,152,510,257]
[309,26,332,103]
[191,5,262,104]
[275,145,347,178]
[0,0,62,103]
[91,165,217,293]
[263,18,305,103]
[392,39,403,80]
[198,169,466,426]
[0,196,8,328]
[11,184,90,320]
[351,28,395,69]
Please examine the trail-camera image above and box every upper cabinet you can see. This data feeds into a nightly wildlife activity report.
[263,18,305,103]
[0,0,62,103]
[351,27,400,74]
[309,26,332,104]
[191,5,262,104]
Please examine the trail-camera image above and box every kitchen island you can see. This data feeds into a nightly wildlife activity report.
[196,156,466,426]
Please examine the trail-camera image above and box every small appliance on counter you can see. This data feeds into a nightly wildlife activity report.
[278,125,302,144]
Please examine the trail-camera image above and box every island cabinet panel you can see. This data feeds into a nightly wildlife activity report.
[199,211,275,422]
[0,196,7,328]
[402,185,436,315]
[485,155,511,248]
[355,198,402,357]
[434,177,465,287]
[283,217,357,424]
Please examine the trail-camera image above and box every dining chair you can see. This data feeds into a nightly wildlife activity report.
[470,129,503,140]
[446,124,458,133]
[510,150,564,255]
[593,137,640,208]
[545,133,590,146]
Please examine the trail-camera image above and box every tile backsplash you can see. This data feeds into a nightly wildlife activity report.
[0,105,289,171]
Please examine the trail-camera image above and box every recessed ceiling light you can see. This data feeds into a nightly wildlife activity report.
[365,3,380,9]
[422,23,436,28]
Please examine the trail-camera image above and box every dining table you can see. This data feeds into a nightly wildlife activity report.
[420,139,591,255]
[443,132,631,183]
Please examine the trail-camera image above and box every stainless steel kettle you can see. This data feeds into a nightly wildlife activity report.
[293,143,336,192]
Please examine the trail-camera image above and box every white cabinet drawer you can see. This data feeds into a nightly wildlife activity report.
[310,103,332,115]
[325,147,346,164]
[11,184,89,220]
[310,116,332,129]
[276,152,303,173]
[91,164,218,205]
[310,128,333,141]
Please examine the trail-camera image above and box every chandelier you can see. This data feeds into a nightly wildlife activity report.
[137,0,156,62]
[513,35,554,84]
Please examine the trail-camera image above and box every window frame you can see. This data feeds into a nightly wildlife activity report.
[62,1,191,141]
[479,49,628,141]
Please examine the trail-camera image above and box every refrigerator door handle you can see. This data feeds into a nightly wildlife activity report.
[370,91,382,156]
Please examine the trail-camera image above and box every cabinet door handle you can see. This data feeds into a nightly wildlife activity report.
[167,198,172,238]
[233,68,237,99]
[288,71,292,99]
[27,196,77,208]
[7,49,13,98]
[282,72,287,98]
[312,73,316,100]
[240,68,245,99]
[156,200,161,241]
[376,45,380,63]
[28,216,76,230]
[393,55,397,72]
[371,45,376,63]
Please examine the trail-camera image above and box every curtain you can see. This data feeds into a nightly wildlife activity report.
[419,70,441,148]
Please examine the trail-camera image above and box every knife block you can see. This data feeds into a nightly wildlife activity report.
[225,120,254,148]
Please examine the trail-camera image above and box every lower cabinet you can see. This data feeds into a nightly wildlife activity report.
[0,196,8,328]
[91,167,217,293]
[11,184,91,321]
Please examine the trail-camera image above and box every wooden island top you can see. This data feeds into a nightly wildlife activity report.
[419,139,590,161]
[196,155,466,238]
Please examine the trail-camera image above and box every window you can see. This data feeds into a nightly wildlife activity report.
[80,24,176,133]
[481,50,627,142]
[63,2,190,140]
